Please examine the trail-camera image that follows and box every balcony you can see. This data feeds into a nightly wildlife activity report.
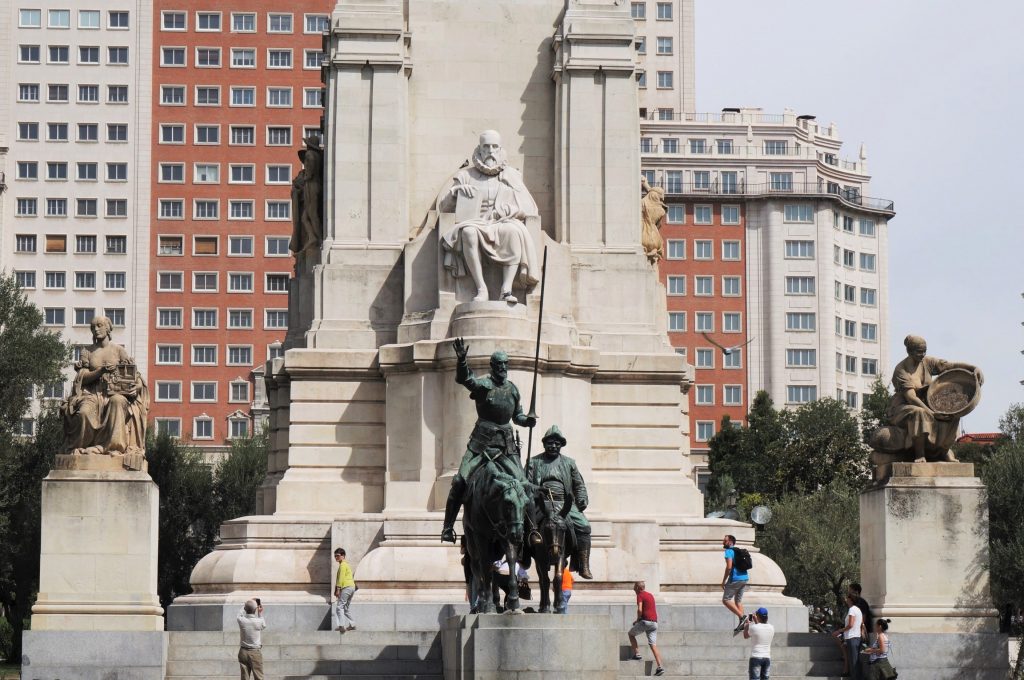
[639,109,841,140]
[647,180,894,214]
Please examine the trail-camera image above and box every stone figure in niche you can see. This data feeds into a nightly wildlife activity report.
[61,316,149,457]
[641,176,666,264]
[441,337,542,548]
[289,136,324,255]
[869,334,983,463]
[439,130,539,304]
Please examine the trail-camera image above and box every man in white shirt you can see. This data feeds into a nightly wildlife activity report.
[237,598,266,680]
[832,593,864,680]
[743,607,774,680]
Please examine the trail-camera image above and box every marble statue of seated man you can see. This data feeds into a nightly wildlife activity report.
[439,130,539,304]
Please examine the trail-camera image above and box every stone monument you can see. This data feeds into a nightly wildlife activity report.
[22,316,165,680]
[170,0,806,636]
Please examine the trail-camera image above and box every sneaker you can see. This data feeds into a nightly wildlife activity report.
[654,667,665,676]
[732,618,746,635]
[629,654,642,661]
[346,625,356,631]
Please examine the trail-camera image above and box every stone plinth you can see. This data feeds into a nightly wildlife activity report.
[860,462,998,633]
[441,613,618,680]
[31,469,163,631]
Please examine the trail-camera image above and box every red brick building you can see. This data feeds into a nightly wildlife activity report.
[149,1,330,444]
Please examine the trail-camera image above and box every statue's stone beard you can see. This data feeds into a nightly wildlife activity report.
[473,148,507,177]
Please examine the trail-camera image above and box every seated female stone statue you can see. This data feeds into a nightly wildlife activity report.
[61,316,149,456]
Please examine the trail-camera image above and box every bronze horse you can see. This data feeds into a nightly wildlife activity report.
[529,490,574,613]
[462,460,529,614]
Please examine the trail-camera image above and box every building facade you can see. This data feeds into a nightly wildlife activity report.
[2,1,152,433]
[632,0,695,117]
[148,1,329,444]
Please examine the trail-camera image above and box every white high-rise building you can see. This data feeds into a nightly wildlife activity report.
[1,2,152,432]
[632,0,695,117]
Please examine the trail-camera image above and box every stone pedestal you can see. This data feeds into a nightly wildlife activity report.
[23,469,166,679]
[860,462,998,633]
[441,613,618,680]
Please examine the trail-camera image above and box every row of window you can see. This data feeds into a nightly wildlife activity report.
[161,84,323,108]
[640,139,802,158]
[156,343,279,367]
[158,123,307,146]
[14,270,126,291]
[636,70,674,89]
[156,199,291,221]
[633,36,674,56]
[157,162,294,185]
[668,313,745,339]
[17,121,128,142]
[160,47,324,71]
[664,239,742,261]
[18,83,128,103]
[157,272,289,294]
[42,306,125,327]
[832,247,877,271]
[834,282,878,307]
[155,416,251,440]
[15,198,128,218]
[642,170,742,194]
[154,380,250,403]
[661,204,741,225]
[18,44,129,65]
[160,11,328,34]
[835,317,879,341]
[18,9,129,30]
[693,384,744,407]
[691,347,743,370]
[631,2,673,20]
[158,235,290,258]
[15,234,125,254]
[833,353,879,376]
[155,307,288,330]
[836,214,877,237]
[17,160,127,182]
[666,275,742,297]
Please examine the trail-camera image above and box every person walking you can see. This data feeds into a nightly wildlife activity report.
[863,618,896,680]
[237,598,266,680]
[560,565,573,614]
[627,581,666,676]
[832,593,864,679]
[722,535,750,633]
[743,607,774,680]
[333,548,357,631]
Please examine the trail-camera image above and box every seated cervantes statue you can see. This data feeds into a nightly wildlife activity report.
[869,334,983,463]
[439,130,539,304]
[61,316,149,461]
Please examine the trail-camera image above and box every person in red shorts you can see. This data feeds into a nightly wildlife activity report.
[627,580,666,676]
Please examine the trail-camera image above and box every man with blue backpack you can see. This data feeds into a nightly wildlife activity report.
[722,534,752,634]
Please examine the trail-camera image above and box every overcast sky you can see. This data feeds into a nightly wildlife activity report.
[695,0,1024,432]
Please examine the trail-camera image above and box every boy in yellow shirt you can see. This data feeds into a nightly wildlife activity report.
[333,548,356,631]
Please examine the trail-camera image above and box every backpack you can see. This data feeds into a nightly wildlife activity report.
[732,547,753,572]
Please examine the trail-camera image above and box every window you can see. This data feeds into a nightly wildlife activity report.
[265,310,288,329]
[689,139,706,154]
[268,14,293,33]
[266,165,291,184]
[231,126,255,145]
[666,205,684,223]
[104,272,126,290]
[844,320,857,338]
[723,313,741,333]
[861,323,878,341]
[859,253,877,272]
[193,272,218,291]
[194,163,219,183]
[862,358,878,376]
[716,139,734,155]
[640,138,653,154]
[695,349,713,369]
[668,312,686,332]
[49,164,70,181]
[764,140,788,155]
[159,200,184,219]
[18,122,39,141]
[44,308,66,326]
[721,205,740,225]
[192,309,217,328]
[158,272,183,291]
[693,205,712,224]
[157,345,182,365]
[196,48,221,67]
[695,276,713,296]
[160,124,184,144]
[722,276,741,297]
[268,126,292,145]
[157,308,183,328]
[845,355,858,374]
[79,84,102,105]
[232,13,256,32]
[18,83,40,102]
[859,219,876,237]
[49,9,71,28]
[73,271,96,290]
[694,240,712,260]
[266,274,289,293]
[267,87,292,107]
[268,344,285,361]
[77,123,98,141]
[108,85,128,103]
[230,87,255,106]
[16,235,38,252]
[76,199,98,217]
[231,48,255,67]
[786,349,816,368]
[784,205,813,223]
[229,309,253,328]
[304,51,324,70]
[656,2,672,20]
[229,273,253,292]
[73,307,96,326]
[667,275,685,296]
[194,200,219,219]
[17,162,39,180]
[19,45,41,63]
[305,14,330,32]
[45,199,67,217]
[17,199,39,217]
[196,12,221,31]
[161,85,185,105]
[163,11,186,30]
[631,2,646,19]
[695,385,714,406]
[637,71,647,88]
[192,346,217,365]
[268,49,292,68]
[696,421,715,443]
[230,418,249,439]
[106,236,127,254]
[103,308,125,328]
[769,172,793,191]
[229,201,254,219]
[43,382,65,400]
[786,386,817,404]
[656,71,673,89]
[661,138,678,154]
[20,9,41,26]
[695,312,713,333]
[266,201,291,220]
[196,86,220,105]
[724,385,743,406]
[786,312,815,331]
[842,249,855,268]
[228,346,253,366]
[230,236,254,256]
[785,276,815,295]
[79,47,100,64]
[14,271,36,289]
[156,382,182,402]
[106,163,128,182]
[162,47,185,66]
[844,284,856,303]
[843,215,855,233]
[159,163,184,183]
[155,419,181,437]
[230,383,251,404]
[108,11,129,28]
[656,37,673,55]
[45,271,66,289]
[108,47,129,64]
[721,241,741,261]
[266,237,289,256]
[860,287,877,306]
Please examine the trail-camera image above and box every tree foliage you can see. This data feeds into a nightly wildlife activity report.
[859,375,891,443]
[213,429,270,523]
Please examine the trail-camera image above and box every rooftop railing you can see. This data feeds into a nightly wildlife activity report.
[646,180,894,213]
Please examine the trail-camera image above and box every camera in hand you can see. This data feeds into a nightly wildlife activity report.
[255,598,261,607]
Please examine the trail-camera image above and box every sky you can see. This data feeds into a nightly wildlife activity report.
[695,0,1024,432]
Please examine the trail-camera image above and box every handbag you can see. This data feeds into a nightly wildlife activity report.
[517,579,532,601]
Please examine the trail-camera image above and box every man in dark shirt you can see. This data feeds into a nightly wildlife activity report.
[627,581,666,676]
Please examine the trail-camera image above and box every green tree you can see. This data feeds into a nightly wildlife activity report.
[860,375,891,443]
[213,429,270,525]
[998,403,1024,444]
